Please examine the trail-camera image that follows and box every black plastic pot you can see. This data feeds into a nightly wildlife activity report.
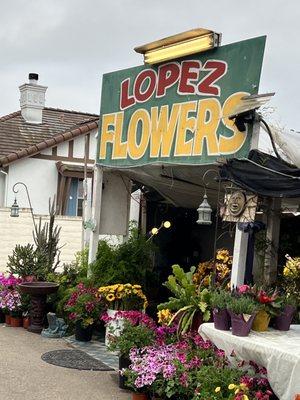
[0,310,5,323]
[119,354,131,389]
[75,321,93,342]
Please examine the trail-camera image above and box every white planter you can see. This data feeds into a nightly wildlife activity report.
[105,309,125,347]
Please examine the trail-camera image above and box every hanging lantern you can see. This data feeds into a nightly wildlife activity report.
[196,194,212,225]
[10,198,20,217]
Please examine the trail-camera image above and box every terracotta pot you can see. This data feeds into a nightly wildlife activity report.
[132,393,148,400]
[5,314,11,325]
[10,316,23,327]
[23,317,30,329]
[252,310,270,332]
[229,311,255,337]
[213,308,231,331]
[274,305,296,331]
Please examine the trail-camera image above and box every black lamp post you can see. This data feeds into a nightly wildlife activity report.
[10,182,37,234]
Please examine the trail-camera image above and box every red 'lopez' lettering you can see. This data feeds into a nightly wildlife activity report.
[120,60,228,110]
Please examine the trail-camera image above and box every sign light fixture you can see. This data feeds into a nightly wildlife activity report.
[135,28,221,65]
[228,92,275,119]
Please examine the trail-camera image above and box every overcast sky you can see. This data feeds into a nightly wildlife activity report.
[1,0,299,130]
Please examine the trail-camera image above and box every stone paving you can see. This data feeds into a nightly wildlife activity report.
[0,324,130,400]
[65,335,119,370]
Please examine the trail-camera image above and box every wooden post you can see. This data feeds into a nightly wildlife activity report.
[87,165,103,273]
[230,116,260,288]
[231,226,249,288]
[264,198,281,285]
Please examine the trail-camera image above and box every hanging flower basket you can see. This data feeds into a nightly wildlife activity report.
[252,310,270,332]
[213,308,231,331]
[229,311,255,337]
[274,305,296,331]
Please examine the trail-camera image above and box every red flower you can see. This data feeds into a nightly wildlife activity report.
[258,290,274,304]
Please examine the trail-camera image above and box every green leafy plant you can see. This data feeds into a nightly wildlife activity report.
[107,320,155,357]
[7,244,37,278]
[158,265,211,335]
[90,227,158,298]
[228,296,257,316]
[210,289,232,311]
[193,365,244,400]
[33,197,62,279]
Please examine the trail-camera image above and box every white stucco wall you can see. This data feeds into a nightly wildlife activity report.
[6,158,58,215]
[89,131,98,160]
[57,141,69,157]
[0,208,82,272]
[4,131,99,215]
[0,171,7,207]
[73,136,85,158]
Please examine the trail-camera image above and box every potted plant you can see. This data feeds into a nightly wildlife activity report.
[107,317,155,389]
[239,286,282,332]
[210,289,232,331]
[99,283,148,345]
[274,295,297,331]
[65,283,103,342]
[228,296,257,336]
[158,265,211,335]
[6,289,23,327]
[0,274,22,324]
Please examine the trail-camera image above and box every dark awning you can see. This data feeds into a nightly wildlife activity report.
[219,150,300,198]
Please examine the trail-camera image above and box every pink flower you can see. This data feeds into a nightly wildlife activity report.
[238,284,250,293]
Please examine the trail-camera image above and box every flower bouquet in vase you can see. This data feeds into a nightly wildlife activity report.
[98,283,148,346]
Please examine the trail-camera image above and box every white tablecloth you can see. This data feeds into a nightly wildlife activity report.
[199,323,300,400]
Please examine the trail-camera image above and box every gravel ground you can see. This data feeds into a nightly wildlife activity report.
[0,324,130,400]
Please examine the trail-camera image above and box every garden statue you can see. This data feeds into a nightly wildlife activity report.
[41,312,68,338]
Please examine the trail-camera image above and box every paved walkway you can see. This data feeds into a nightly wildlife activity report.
[65,335,119,370]
[0,324,130,400]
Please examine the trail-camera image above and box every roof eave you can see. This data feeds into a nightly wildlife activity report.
[0,119,98,167]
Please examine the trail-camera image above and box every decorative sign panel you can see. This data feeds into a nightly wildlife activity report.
[97,36,266,168]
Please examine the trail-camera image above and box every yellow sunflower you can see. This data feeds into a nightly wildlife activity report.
[106,293,115,302]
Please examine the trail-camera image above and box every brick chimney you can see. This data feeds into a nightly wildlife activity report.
[19,73,47,124]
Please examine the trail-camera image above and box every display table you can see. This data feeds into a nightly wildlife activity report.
[199,323,300,400]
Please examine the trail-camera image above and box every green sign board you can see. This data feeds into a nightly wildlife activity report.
[97,36,266,168]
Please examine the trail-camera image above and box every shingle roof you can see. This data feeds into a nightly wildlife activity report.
[0,108,99,167]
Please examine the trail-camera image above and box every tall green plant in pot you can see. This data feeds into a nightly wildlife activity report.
[158,265,211,335]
